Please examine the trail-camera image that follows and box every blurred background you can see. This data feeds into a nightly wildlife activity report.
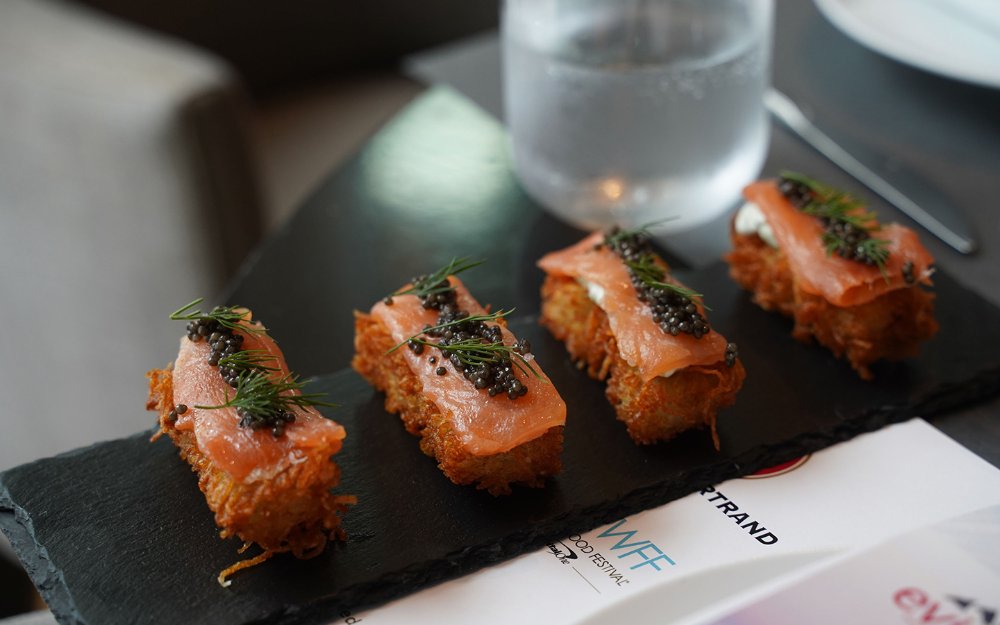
[0,0,497,617]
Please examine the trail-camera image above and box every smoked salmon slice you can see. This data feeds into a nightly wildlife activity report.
[743,180,934,307]
[538,232,730,382]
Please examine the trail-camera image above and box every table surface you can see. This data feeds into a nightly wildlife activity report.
[227,1,999,466]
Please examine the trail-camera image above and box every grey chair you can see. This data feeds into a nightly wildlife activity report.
[0,0,263,471]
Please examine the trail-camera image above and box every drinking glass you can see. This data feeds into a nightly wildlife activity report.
[502,0,773,233]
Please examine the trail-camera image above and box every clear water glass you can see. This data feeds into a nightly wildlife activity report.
[502,0,773,233]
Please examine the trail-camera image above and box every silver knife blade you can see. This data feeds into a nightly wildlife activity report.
[765,88,978,254]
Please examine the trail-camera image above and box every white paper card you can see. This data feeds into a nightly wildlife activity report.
[330,419,1000,625]
[691,504,1000,625]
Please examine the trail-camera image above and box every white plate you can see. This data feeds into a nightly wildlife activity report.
[814,0,1000,88]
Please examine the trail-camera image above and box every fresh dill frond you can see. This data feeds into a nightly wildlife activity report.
[822,232,891,280]
[625,255,706,306]
[390,257,485,300]
[386,309,515,354]
[406,336,544,381]
[169,298,265,335]
[196,370,337,417]
[387,307,545,383]
[217,349,279,373]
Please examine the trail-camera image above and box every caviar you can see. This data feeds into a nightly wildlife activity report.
[725,343,738,368]
[401,268,532,400]
[602,227,739,368]
[777,176,813,208]
[604,228,711,339]
[166,403,187,423]
[237,407,295,438]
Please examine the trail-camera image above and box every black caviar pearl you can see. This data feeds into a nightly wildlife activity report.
[436,367,447,376]
[778,177,812,208]
[725,342,739,367]
[175,404,187,414]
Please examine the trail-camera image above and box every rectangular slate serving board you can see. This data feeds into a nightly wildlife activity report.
[2,263,999,625]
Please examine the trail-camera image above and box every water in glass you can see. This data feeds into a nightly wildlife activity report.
[503,0,772,232]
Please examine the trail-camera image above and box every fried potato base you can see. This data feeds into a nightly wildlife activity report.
[540,275,745,446]
[352,311,563,496]
[726,230,938,379]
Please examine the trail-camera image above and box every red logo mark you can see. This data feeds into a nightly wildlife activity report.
[742,455,811,479]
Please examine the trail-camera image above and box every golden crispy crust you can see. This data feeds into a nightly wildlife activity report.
[726,230,938,379]
[146,368,352,558]
[539,275,745,446]
[351,311,562,496]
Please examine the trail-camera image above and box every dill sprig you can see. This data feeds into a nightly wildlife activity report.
[386,310,514,354]
[196,370,336,417]
[217,349,279,373]
[390,257,485,300]
[780,171,890,273]
[172,298,334,434]
[407,336,544,381]
[784,171,877,229]
[387,308,546,383]
[823,232,890,267]
[625,255,706,307]
[169,298,266,335]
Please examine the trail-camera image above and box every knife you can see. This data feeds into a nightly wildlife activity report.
[765,88,978,254]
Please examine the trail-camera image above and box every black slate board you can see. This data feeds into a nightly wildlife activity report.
[3,263,1000,625]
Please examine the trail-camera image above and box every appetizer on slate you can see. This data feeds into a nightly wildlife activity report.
[726,173,938,379]
[147,300,353,585]
[538,228,745,447]
[353,259,566,495]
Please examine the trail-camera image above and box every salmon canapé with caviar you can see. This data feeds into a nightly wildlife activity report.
[538,228,745,447]
[726,172,937,379]
[147,299,353,586]
[352,259,566,496]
